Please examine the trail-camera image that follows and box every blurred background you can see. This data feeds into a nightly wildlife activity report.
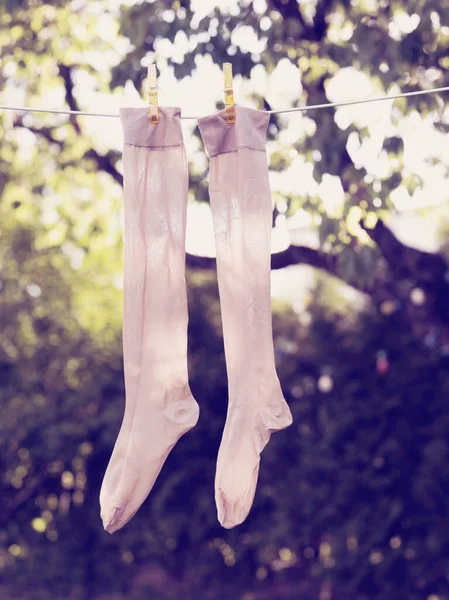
[1,0,449,599]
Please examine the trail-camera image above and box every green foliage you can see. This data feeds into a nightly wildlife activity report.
[2,274,449,600]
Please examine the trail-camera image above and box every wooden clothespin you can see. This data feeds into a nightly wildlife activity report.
[223,62,235,124]
[148,64,158,124]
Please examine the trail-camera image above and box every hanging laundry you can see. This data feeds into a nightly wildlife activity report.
[100,106,200,534]
[198,105,293,529]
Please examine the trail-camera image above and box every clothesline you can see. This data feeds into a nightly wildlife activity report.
[0,86,448,119]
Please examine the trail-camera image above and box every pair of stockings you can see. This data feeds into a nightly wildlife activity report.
[100,105,292,534]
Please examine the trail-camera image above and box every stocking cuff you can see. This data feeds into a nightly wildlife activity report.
[198,106,269,158]
[120,106,183,148]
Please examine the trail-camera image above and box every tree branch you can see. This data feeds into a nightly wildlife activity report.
[186,245,337,274]
[14,67,124,188]
[363,219,448,283]
[314,0,334,40]
[362,218,449,326]
[58,63,82,134]
[269,0,314,39]
[13,117,63,148]
[188,245,338,273]
[57,63,124,185]
[187,218,449,331]
[15,119,124,187]
[84,149,123,186]
[269,0,335,41]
